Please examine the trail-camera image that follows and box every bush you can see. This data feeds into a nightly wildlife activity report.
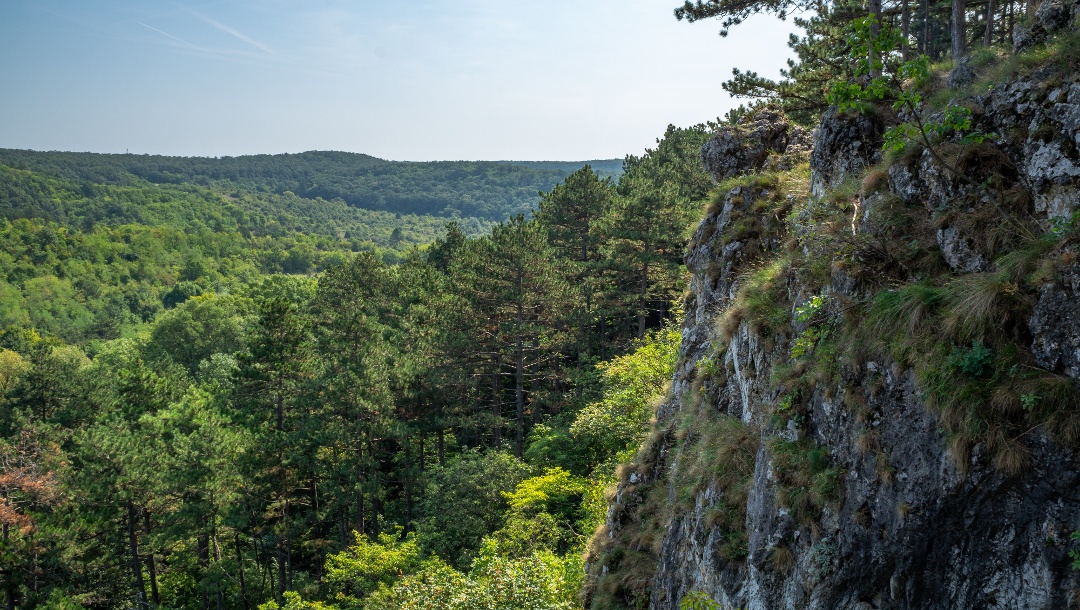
[323,526,423,603]
[416,450,530,570]
[365,548,578,610]
[569,325,680,468]
[490,468,589,556]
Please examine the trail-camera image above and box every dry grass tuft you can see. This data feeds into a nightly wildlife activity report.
[768,545,796,572]
[991,435,1032,478]
[897,502,911,521]
[717,257,791,343]
[855,429,881,455]
[861,167,891,197]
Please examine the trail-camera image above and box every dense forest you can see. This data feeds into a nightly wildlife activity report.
[0,150,623,221]
[0,120,714,609]
[1,0,1070,607]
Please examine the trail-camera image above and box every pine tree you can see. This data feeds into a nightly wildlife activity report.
[232,276,316,603]
[311,254,394,541]
[536,166,617,380]
[453,217,570,457]
[603,124,711,340]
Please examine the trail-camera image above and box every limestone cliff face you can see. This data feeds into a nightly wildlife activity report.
[588,14,1080,610]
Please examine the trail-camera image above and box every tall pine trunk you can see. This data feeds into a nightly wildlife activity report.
[952,0,967,60]
[637,259,650,340]
[531,370,541,425]
[902,0,912,59]
[514,296,525,459]
[143,509,160,606]
[869,0,883,75]
[924,0,932,55]
[418,433,425,472]
[490,354,501,447]
[127,501,148,610]
[199,532,211,610]
[4,491,13,610]
[235,532,250,610]
[275,542,287,606]
[367,438,380,538]
[437,428,445,466]
[404,436,414,526]
[356,440,365,536]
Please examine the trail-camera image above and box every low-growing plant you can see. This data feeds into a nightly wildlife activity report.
[1070,531,1080,570]
[680,590,724,610]
[718,257,791,342]
[672,409,758,559]
[768,437,845,526]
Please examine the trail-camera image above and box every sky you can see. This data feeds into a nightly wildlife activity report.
[0,1,799,161]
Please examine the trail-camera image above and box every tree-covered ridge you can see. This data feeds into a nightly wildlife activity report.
[0,149,623,221]
[0,164,493,241]
[0,164,497,345]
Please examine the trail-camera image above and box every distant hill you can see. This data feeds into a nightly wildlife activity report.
[498,159,624,176]
[0,149,623,221]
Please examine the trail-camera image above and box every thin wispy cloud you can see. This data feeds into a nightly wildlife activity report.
[4,0,798,160]
[188,9,275,55]
[137,19,264,63]
[137,21,195,48]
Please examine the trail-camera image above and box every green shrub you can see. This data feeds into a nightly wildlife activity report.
[416,450,530,570]
[949,341,993,378]
[323,526,423,603]
[768,438,844,525]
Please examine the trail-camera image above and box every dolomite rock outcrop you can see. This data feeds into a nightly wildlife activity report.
[701,109,813,183]
[597,22,1080,610]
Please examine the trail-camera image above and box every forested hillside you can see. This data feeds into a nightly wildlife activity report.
[0,149,623,221]
[0,162,500,345]
[0,120,714,609]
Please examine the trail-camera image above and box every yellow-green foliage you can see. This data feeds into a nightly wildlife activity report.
[363,560,472,610]
[363,547,579,610]
[322,526,424,604]
[0,348,29,392]
[257,591,334,610]
[492,468,590,557]
[570,325,681,460]
[679,591,727,609]
[504,468,587,512]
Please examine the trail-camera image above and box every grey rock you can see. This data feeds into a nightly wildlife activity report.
[1030,261,1080,379]
[947,57,977,89]
[597,53,1080,610]
[810,106,884,197]
[1014,0,1080,52]
[937,226,989,272]
[701,109,812,183]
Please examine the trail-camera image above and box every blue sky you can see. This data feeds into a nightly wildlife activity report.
[0,1,798,161]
